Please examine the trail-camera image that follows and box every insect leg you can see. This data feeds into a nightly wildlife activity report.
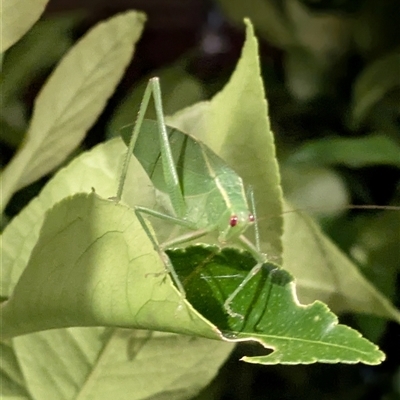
[134,208,187,298]
[151,78,187,218]
[248,186,261,251]
[135,205,213,300]
[116,80,153,202]
[116,78,186,220]
[224,261,264,319]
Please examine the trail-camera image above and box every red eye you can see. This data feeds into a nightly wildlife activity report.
[229,215,238,227]
[249,214,255,222]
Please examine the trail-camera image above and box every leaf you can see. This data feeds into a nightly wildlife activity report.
[11,328,233,400]
[168,19,284,263]
[281,166,350,217]
[352,49,400,127]
[0,138,153,297]
[1,12,83,103]
[0,11,146,212]
[0,0,49,52]
[0,340,28,399]
[281,202,400,323]
[168,246,385,365]
[1,192,216,338]
[287,134,400,168]
[352,211,400,342]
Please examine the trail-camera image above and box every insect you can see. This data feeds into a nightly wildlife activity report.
[116,77,269,318]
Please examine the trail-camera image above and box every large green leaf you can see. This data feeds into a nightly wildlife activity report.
[168,19,284,263]
[0,0,49,52]
[0,11,146,212]
[1,193,215,338]
[11,328,233,400]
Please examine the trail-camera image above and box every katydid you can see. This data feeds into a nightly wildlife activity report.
[116,77,269,318]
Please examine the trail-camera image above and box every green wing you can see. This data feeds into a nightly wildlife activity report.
[119,120,249,229]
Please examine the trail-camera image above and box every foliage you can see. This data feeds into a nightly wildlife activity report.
[1,1,399,399]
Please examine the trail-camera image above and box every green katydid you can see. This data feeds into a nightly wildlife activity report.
[116,77,272,318]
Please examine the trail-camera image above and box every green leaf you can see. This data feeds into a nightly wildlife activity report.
[281,166,350,217]
[287,134,400,168]
[0,340,28,399]
[281,202,400,323]
[352,49,400,127]
[0,138,153,297]
[0,11,146,212]
[1,0,49,52]
[1,13,83,103]
[352,211,400,342]
[1,192,215,338]
[11,328,233,400]
[168,246,385,365]
[168,19,284,263]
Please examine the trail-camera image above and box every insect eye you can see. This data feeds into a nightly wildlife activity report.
[249,214,255,222]
[229,215,238,227]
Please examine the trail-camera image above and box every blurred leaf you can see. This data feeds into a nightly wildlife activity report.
[281,166,350,217]
[1,0,49,52]
[0,13,83,150]
[284,2,351,100]
[0,11,146,212]
[108,62,206,136]
[352,50,400,127]
[283,47,331,101]
[366,89,400,136]
[0,104,27,149]
[12,328,233,400]
[352,210,400,341]
[287,134,400,168]
[168,19,284,263]
[1,12,84,103]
